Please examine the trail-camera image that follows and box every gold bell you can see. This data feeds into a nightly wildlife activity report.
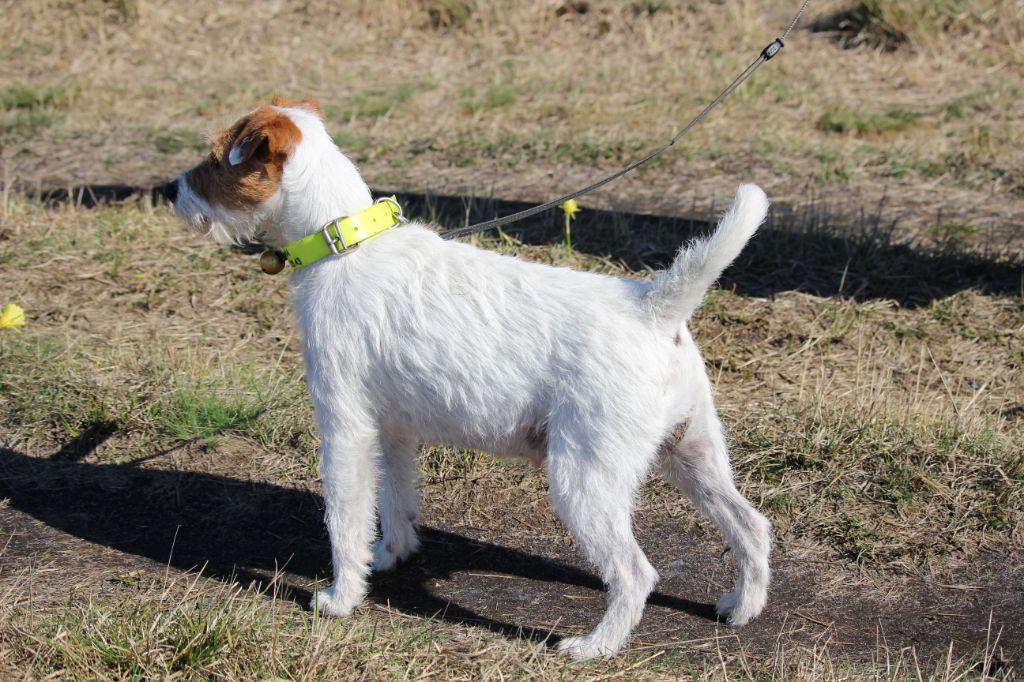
[260,249,287,275]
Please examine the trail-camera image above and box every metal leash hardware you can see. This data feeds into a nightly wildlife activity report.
[440,0,812,242]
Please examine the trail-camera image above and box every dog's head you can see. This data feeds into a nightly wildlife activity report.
[173,97,372,248]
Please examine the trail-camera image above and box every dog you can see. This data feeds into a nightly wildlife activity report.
[172,97,772,659]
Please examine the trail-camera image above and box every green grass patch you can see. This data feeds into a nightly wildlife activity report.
[834,0,1001,49]
[0,84,74,111]
[324,82,431,122]
[153,384,267,448]
[816,150,851,181]
[11,583,280,679]
[459,83,517,113]
[737,402,1022,565]
[150,128,207,155]
[332,129,373,157]
[421,446,481,481]
[817,107,920,137]
[0,110,62,137]
[0,84,74,139]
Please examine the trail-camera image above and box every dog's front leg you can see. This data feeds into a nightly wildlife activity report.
[310,422,380,617]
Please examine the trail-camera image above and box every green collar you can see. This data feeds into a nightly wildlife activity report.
[262,197,405,273]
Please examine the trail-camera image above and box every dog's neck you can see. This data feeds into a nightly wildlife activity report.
[275,110,374,246]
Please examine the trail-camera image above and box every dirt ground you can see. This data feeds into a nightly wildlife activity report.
[2,430,1021,671]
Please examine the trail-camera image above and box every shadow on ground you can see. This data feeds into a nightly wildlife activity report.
[34,183,1023,308]
[0,427,715,649]
[3,428,1022,666]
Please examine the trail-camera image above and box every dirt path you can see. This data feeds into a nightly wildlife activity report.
[2,439,1020,667]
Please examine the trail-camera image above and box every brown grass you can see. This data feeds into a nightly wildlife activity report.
[1,195,1021,678]
[1,0,1022,246]
[1,1,1023,678]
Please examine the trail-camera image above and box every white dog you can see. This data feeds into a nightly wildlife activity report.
[173,97,772,659]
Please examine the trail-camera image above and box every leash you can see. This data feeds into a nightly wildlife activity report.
[439,0,811,241]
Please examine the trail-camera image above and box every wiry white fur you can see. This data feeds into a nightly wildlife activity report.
[174,105,773,660]
[644,185,768,326]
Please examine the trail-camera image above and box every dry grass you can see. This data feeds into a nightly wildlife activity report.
[0,573,1010,681]
[1,193,1021,678]
[1,0,1022,245]
[1,1,1022,678]
[0,566,1015,680]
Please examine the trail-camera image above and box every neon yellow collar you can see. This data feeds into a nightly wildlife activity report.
[280,197,405,270]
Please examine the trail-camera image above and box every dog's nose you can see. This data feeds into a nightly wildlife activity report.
[161,179,179,204]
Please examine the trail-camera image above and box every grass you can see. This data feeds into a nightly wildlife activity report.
[0,83,75,138]
[0,570,1014,680]
[156,385,267,448]
[1,0,1022,677]
[0,193,1020,677]
[816,107,920,137]
[150,128,207,155]
[2,0,1022,237]
[826,0,1007,50]
[0,83,74,111]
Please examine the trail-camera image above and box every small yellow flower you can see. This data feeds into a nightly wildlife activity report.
[0,303,26,330]
[560,198,581,220]
[560,199,582,253]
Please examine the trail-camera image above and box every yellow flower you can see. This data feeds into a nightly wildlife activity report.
[560,199,582,253]
[560,198,581,220]
[0,303,26,330]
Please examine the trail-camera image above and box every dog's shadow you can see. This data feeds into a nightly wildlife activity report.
[0,427,717,646]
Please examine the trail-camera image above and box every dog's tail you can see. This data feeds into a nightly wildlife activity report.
[642,184,768,326]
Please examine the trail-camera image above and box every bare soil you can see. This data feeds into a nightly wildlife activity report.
[2,432,1020,669]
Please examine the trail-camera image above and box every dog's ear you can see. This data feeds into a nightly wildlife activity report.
[227,106,302,167]
[271,96,324,121]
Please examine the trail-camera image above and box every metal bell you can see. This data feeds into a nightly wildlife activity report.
[260,250,286,275]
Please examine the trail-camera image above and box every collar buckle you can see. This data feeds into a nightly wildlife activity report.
[319,196,404,257]
[321,219,349,255]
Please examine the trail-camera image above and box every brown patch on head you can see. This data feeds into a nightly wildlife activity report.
[674,331,682,346]
[271,96,324,120]
[185,105,302,211]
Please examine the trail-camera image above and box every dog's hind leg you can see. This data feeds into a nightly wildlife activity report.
[659,405,771,626]
[372,430,421,572]
[310,422,381,618]
[547,444,659,659]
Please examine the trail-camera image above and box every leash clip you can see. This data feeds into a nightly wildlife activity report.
[761,38,784,60]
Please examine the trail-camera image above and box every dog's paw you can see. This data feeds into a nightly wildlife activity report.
[557,634,617,660]
[715,591,761,626]
[371,532,420,572]
[310,585,361,618]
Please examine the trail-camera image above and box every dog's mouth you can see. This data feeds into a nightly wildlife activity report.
[176,205,231,245]
[232,237,268,255]
[175,204,212,235]
[176,206,265,253]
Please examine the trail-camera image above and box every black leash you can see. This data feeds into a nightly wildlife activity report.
[440,0,812,241]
